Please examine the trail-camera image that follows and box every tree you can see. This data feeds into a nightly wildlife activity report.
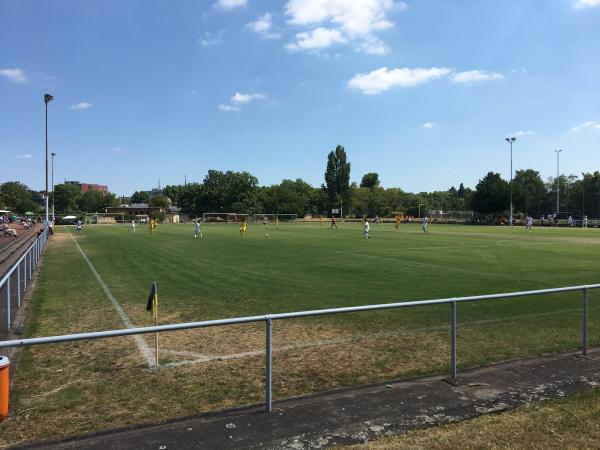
[324,145,351,214]
[471,172,510,215]
[0,181,42,214]
[512,169,545,216]
[77,190,118,213]
[150,195,171,208]
[130,191,150,204]
[360,172,380,190]
[53,183,81,213]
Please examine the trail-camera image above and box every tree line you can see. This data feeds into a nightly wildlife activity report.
[2,145,599,218]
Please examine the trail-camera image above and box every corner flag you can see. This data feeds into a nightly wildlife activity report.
[146,282,158,317]
[146,281,159,367]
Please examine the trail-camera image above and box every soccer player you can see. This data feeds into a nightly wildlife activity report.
[130,220,136,232]
[422,216,429,233]
[263,216,268,228]
[583,215,589,228]
[330,216,337,229]
[395,215,401,231]
[148,218,154,234]
[194,221,202,239]
[526,215,533,232]
[240,220,247,238]
[568,215,573,227]
[76,219,82,235]
[275,216,280,230]
[363,219,370,239]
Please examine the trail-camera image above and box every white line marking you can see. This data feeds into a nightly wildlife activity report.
[162,307,584,367]
[67,229,156,367]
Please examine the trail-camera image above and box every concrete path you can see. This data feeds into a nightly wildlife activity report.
[16,349,600,450]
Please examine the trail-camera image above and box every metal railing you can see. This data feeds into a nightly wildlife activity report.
[0,228,49,330]
[0,281,598,412]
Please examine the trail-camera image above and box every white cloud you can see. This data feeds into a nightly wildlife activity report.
[113,147,125,152]
[16,153,33,159]
[198,31,225,47]
[218,104,241,112]
[347,67,451,95]
[512,130,534,136]
[422,122,435,129]
[214,0,247,11]
[569,120,599,132]
[69,102,92,110]
[247,13,281,39]
[573,0,600,9]
[284,0,400,54]
[287,27,346,51]
[230,92,266,104]
[451,70,504,83]
[0,68,27,83]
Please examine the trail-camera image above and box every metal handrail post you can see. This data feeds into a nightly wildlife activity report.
[450,301,457,380]
[17,263,21,307]
[265,317,273,412]
[583,287,589,356]
[6,278,10,329]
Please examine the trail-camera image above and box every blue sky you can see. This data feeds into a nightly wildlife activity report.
[1,0,599,196]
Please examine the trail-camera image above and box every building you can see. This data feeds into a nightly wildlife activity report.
[65,181,108,193]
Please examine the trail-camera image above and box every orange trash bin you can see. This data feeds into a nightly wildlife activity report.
[0,356,9,422]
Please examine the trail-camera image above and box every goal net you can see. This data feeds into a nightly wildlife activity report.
[275,214,297,222]
[84,213,125,224]
[202,213,249,224]
[253,214,276,223]
[427,210,473,223]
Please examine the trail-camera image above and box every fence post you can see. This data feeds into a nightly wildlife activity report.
[17,264,21,308]
[265,316,273,412]
[24,256,27,291]
[5,278,10,329]
[583,287,589,356]
[450,300,457,380]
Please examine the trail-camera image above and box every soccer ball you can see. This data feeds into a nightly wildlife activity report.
[265,233,269,237]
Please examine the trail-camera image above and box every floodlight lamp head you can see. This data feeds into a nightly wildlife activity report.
[44,94,54,103]
[51,152,56,157]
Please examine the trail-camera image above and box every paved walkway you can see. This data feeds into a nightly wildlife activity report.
[16,348,600,450]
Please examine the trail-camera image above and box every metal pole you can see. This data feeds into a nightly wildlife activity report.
[265,317,273,412]
[450,301,457,380]
[17,263,21,307]
[6,278,10,329]
[583,288,589,356]
[45,99,49,226]
[51,153,55,221]
[555,150,562,214]
[24,254,27,290]
[510,140,513,226]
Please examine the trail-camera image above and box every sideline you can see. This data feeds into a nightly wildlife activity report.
[66,228,155,367]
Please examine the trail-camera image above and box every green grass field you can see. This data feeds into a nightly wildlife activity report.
[2,222,600,446]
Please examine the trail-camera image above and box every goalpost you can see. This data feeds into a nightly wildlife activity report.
[202,212,249,224]
[253,213,298,223]
[84,212,125,224]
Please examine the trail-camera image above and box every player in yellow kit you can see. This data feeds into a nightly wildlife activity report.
[240,220,247,237]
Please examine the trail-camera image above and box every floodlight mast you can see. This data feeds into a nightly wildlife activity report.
[555,149,562,213]
[44,94,54,226]
[505,137,516,226]
[51,152,56,221]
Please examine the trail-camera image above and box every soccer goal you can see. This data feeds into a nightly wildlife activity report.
[275,214,297,222]
[202,212,248,224]
[427,210,473,223]
[84,212,125,224]
[253,213,276,223]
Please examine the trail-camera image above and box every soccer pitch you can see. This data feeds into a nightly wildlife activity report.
[2,222,600,445]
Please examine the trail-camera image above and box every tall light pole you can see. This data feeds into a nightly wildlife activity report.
[44,94,54,225]
[555,149,562,213]
[505,137,516,226]
[51,152,56,221]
